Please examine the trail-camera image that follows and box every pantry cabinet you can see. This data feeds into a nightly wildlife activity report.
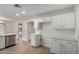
[52,12,75,29]
[50,38,78,54]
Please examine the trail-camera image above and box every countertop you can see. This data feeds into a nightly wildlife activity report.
[51,36,78,41]
[0,33,16,37]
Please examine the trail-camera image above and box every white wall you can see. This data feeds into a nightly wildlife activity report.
[27,22,35,41]
[74,5,79,53]
[75,5,79,40]
[4,21,16,34]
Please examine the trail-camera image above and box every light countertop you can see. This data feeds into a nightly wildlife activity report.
[51,36,78,41]
[0,33,16,37]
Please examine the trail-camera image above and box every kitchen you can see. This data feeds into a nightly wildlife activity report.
[0,4,79,54]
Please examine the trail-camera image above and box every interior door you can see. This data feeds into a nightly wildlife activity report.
[18,23,22,40]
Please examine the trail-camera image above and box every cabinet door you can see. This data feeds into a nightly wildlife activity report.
[51,39,61,54]
[44,17,51,22]
[53,15,62,28]
[8,35,16,46]
[0,37,5,49]
[0,24,5,35]
[62,12,75,29]
[61,40,78,54]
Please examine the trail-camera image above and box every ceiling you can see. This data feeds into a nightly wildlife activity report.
[0,4,74,21]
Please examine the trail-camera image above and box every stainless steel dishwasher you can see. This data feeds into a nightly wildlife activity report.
[5,35,16,48]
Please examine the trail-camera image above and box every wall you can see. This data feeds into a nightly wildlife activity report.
[74,5,79,53]
[4,21,16,34]
[27,22,35,41]
[75,5,79,39]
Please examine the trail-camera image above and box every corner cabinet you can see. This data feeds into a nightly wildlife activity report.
[51,12,75,29]
[50,38,78,54]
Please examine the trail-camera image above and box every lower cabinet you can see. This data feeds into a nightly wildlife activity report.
[61,40,78,54]
[50,38,78,54]
[50,39,61,54]
[0,37,5,49]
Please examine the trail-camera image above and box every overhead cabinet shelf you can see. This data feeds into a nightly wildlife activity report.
[51,12,75,29]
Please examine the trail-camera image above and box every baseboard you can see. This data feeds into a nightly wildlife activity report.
[22,39,28,41]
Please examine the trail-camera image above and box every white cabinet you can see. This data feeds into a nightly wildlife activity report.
[0,37,5,49]
[62,12,75,29]
[38,17,51,23]
[50,38,78,54]
[43,17,51,22]
[52,12,75,29]
[61,40,78,54]
[53,15,62,28]
[0,24,5,35]
[51,39,61,54]
[34,20,39,29]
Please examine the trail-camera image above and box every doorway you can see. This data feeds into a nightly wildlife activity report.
[18,23,22,40]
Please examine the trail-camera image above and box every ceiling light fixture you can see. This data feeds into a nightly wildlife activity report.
[14,4,26,16]
[22,11,26,15]
[16,13,19,16]
[0,21,4,23]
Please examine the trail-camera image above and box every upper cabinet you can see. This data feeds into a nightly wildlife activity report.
[38,17,51,23]
[51,12,75,29]
[62,12,75,29]
[53,14,62,28]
